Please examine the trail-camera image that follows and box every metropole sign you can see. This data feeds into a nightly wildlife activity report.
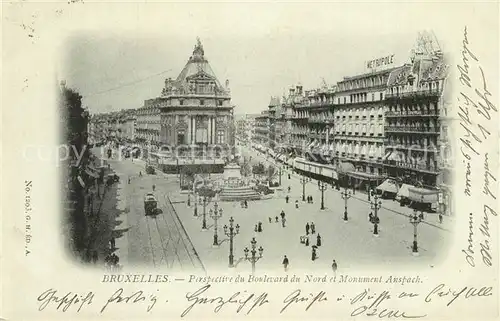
[366,54,395,71]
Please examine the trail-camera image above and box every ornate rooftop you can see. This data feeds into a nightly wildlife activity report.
[161,38,228,97]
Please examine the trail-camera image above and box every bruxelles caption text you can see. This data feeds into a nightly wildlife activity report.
[36,273,493,318]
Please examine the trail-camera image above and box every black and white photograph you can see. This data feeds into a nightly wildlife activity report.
[2,2,498,320]
[60,31,453,273]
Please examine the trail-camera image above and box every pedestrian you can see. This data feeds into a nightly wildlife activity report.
[310,195,313,204]
[369,212,373,223]
[311,247,317,261]
[152,184,156,191]
[305,223,310,235]
[311,222,316,234]
[316,234,322,247]
[295,200,299,209]
[275,216,279,223]
[285,195,289,203]
[254,224,258,232]
[128,178,130,184]
[439,214,443,224]
[282,255,289,271]
[281,217,286,228]
[332,259,338,274]
[258,222,263,232]
[280,210,285,219]
[245,200,248,208]
[305,236,310,246]
[269,217,272,223]
[288,186,291,193]
[288,174,291,179]
[110,238,116,249]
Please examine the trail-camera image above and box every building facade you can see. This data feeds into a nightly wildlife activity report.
[264,33,450,196]
[384,51,448,189]
[332,69,392,188]
[253,110,270,147]
[135,38,235,157]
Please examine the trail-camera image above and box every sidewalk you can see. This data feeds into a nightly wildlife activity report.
[112,166,130,268]
[243,146,453,232]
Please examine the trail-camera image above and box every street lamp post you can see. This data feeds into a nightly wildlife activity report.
[224,217,240,267]
[319,181,328,210]
[244,237,264,275]
[300,176,311,201]
[209,202,223,246]
[193,194,198,217]
[410,208,424,255]
[201,196,209,230]
[340,186,351,221]
[371,194,382,236]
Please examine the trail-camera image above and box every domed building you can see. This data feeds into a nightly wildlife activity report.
[135,38,235,173]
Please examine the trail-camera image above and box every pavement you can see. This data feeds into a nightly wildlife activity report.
[174,144,451,272]
[95,146,451,274]
[95,149,204,273]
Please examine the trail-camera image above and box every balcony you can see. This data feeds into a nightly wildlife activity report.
[308,117,328,124]
[385,126,439,134]
[384,160,439,174]
[385,88,441,100]
[384,144,439,153]
[385,110,438,118]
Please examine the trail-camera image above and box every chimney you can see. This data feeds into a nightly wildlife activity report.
[296,84,303,95]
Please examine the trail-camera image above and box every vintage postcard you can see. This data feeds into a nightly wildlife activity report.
[2,1,499,320]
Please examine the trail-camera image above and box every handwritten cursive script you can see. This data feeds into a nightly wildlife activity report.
[425,284,493,306]
[280,289,327,313]
[100,288,157,313]
[350,289,426,318]
[181,284,269,317]
[483,153,497,200]
[37,288,94,312]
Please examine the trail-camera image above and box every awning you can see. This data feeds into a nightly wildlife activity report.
[408,186,439,203]
[396,184,411,200]
[376,179,399,194]
[347,171,384,181]
[338,161,355,173]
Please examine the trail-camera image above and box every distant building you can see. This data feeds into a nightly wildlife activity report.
[253,110,270,148]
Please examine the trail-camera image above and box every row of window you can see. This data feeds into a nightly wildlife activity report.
[337,75,389,92]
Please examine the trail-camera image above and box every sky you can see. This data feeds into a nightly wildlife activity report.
[57,2,497,116]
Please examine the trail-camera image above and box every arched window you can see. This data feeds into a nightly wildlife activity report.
[369,124,375,135]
